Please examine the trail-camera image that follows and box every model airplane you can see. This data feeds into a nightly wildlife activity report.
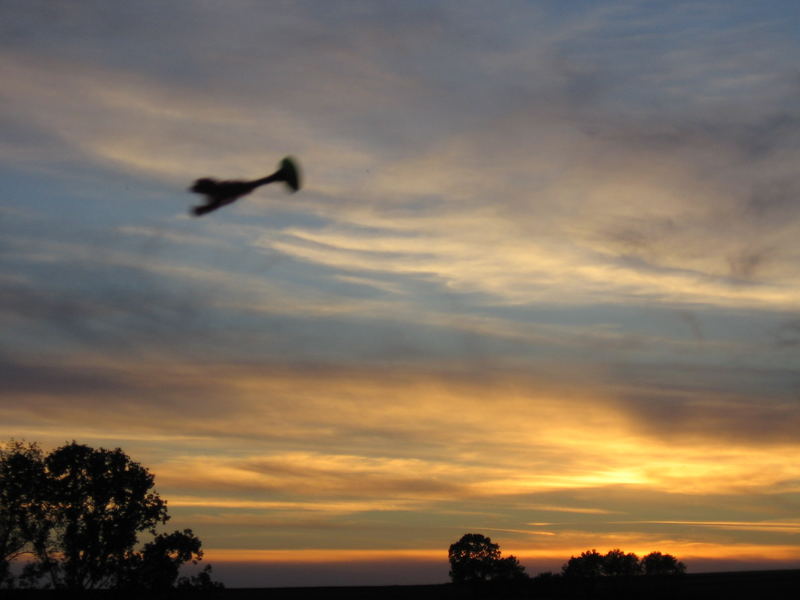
[189,156,301,216]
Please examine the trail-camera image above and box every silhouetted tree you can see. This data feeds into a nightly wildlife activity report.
[562,549,605,579]
[23,442,169,590]
[177,564,225,591]
[449,533,500,583]
[448,533,527,583]
[641,551,686,575]
[492,554,528,581]
[602,548,641,576]
[119,528,222,593]
[126,529,202,591]
[0,440,222,591]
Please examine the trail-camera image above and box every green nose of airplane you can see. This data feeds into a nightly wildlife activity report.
[275,156,301,192]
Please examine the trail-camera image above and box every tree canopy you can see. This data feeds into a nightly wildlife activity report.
[641,551,686,576]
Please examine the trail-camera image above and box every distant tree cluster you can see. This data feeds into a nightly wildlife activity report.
[448,534,687,589]
[562,548,686,578]
[0,440,223,593]
[448,533,527,583]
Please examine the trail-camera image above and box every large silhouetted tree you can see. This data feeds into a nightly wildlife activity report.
[0,440,221,591]
[32,442,169,589]
[448,533,527,583]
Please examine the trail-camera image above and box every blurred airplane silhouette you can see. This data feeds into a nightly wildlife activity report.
[189,156,301,216]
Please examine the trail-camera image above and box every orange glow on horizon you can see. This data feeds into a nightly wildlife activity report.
[203,542,800,565]
[204,549,445,564]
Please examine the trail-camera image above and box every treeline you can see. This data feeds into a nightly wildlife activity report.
[447,534,691,599]
[562,547,685,577]
[0,440,222,593]
[449,533,685,582]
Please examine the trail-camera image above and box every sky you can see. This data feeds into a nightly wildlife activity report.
[1,0,799,588]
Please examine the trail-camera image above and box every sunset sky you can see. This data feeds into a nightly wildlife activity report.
[2,0,799,587]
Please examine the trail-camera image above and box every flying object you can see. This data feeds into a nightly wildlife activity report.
[189,156,301,216]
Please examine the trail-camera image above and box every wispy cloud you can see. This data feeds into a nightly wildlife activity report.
[617,520,800,534]
[525,506,619,515]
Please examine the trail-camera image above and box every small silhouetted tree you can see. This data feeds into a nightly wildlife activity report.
[448,533,527,583]
[641,551,686,575]
[602,548,641,576]
[562,549,605,579]
[493,555,528,581]
[177,564,225,590]
[122,529,202,592]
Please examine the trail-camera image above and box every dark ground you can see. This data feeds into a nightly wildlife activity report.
[4,569,799,599]
[224,570,800,599]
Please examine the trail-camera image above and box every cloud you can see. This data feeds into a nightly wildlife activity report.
[157,452,470,501]
[5,357,798,512]
[525,505,619,515]
[619,520,800,535]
